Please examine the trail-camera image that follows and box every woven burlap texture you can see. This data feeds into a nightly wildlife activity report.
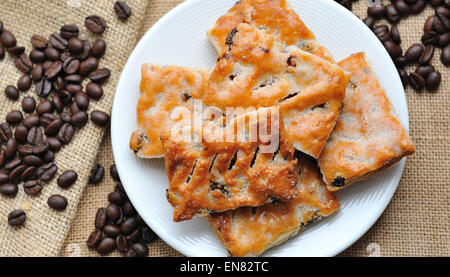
[0,0,149,256]
[63,0,448,257]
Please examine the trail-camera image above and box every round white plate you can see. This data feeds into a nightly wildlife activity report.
[112,0,409,257]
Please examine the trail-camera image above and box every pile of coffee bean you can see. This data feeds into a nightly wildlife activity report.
[1,16,112,226]
[86,164,158,257]
[335,0,449,92]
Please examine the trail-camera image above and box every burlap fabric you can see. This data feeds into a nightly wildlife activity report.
[0,0,148,256]
[4,0,447,257]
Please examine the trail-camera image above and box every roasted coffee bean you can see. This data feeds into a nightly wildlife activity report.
[89,68,110,84]
[23,180,42,195]
[95,207,108,229]
[79,57,98,76]
[7,46,25,56]
[58,123,74,144]
[114,1,132,19]
[436,5,450,17]
[5,85,19,101]
[383,40,402,58]
[141,226,157,243]
[110,164,120,182]
[17,75,32,91]
[86,229,102,248]
[85,15,107,34]
[14,54,33,74]
[0,150,5,168]
[74,91,90,110]
[367,5,386,18]
[57,170,78,189]
[126,227,142,244]
[47,194,68,211]
[68,37,83,54]
[78,40,91,61]
[115,183,126,195]
[1,183,18,197]
[386,5,400,24]
[395,1,411,16]
[422,31,440,45]
[52,95,64,113]
[86,82,103,99]
[47,137,62,152]
[41,150,54,163]
[65,83,82,94]
[37,162,57,183]
[116,235,129,253]
[23,114,40,129]
[60,52,72,62]
[104,224,121,238]
[97,237,115,255]
[60,24,79,39]
[426,71,442,90]
[5,138,17,160]
[0,21,2,33]
[425,16,436,33]
[409,72,425,91]
[131,242,148,257]
[438,32,450,47]
[21,97,36,114]
[431,0,443,7]
[8,210,26,226]
[90,110,110,127]
[0,30,17,48]
[398,69,409,88]
[373,25,390,42]
[89,164,105,184]
[0,123,13,143]
[0,171,8,185]
[434,13,450,33]
[390,25,401,45]
[64,74,82,84]
[410,0,426,14]
[363,17,375,29]
[6,110,23,125]
[40,113,58,127]
[36,100,53,115]
[32,141,49,155]
[91,39,106,58]
[30,35,48,49]
[35,77,52,97]
[44,47,60,61]
[31,65,44,81]
[419,45,435,64]
[49,33,68,51]
[120,217,138,235]
[53,74,65,91]
[442,45,450,66]
[45,118,63,136]
[106,203,121,221]
[415,65,435,78]
[404,43,424,62]
[63,56,80,74]
[17,145,33,156]
[60,111,72,123]
[0,45,4,59]
[107,191,124,205]
[45,61,63,79]
[9,165,26,184]
[124,249,138,257]
[71,111,88,127]
[29,49,45,63]
[4,158,21,171]
[21,166,37,182]
[122,201,136,217]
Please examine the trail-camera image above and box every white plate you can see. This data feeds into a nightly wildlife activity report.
[111,0,409,257]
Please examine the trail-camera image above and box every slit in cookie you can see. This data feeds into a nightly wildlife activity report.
[186,160,198,184]
[250,146,259,168]
[331,176,346,188]
[272,143,280,160]
[279,92,299,103]
[209,154,218,173]
[228,151,239,170]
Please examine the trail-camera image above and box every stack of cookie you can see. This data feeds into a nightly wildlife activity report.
[129,0,415,257]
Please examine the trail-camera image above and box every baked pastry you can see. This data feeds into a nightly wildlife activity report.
[204,23,349,158]
[129,65,211,158]
[207,0,333,62]
[161,107,299,222]
[208,154,340,257]
[318,53,415,191]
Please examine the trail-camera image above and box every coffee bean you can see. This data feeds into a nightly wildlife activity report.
[0,171,8,184]
[64,74,82,84]
[79,57,98,76]
[438,32,450,47]
[90,110,110,127]
[86,229,102,249]
[131,242,148,257]
[41,150,54,163]
[383,40,402,58]
[106,203,121,221]
[71,111,89,127]
[17,75,32,91]
[395,1,411,16]
[8,210,26,226]
[404,43,424,62]
[45,118,63,136]
[436,5,450,17]
[44,47,60,61]
[29,49,45,63]
[434,13,450,33]
[5,85,19,101]
[97,237,116,255]
[107,191,124,205]
[47,137,62,152]
[141,226,157,243]
[6,110,23,125]
[0,45,4,59]
[7,46,25,56]
[36,100,53,115]
[9,165,26,184]
[45,61,63,79]
[68,37,83,54]
[30,35,48,49]
[114,1,132,19]
[415,65,435,78]
[32,141,49,155]
[60,24,79,39]
[23,180,42,196]
[51,96,63,114]
[124,249,138,257]
[57,170,78,189]
[110,164,120,182]
[4,158,21,171]
[426,71,441,90]
[104,224,121,238]
[14,54,33,74]
[0,30,17,48]
[419,45,435,64]
[47,194,68,211]
[5,139,18,160]
[89,164,105,184]
[91,39,106,58]
[431,0,443,7]
[22,167,37,182]
[0,21,2,33]
[40,114,58,128]
[89,68,110,84]
[441,44,450,66]
[85,15,107,34]
[367,5,386,18]
[373,25,390,42]
[409,72,425,91]
[58,123,74,144]
[74,91,90,110]
[86,82,103,99]
[66,83,82,94]
[95,207,108,229]
[122,201,136,217]
[63,56,80,74]
[425,16,436,33]
[0,150,5,168]
[120,217,138,235]
[116,235,129,253]
[20,98,35,115]
[0,123,13,143]
[390,25,401,45]
[49,33,68,51]
[126,227,142,244]
[422,31,440,45]
[363,17,375,29]
[386,5,400,24]
[1,183,18,197]
[37,162,57,183]
[17,145,33,156]
[31,65,44,81]
[60,111,72,123]
[78,40,91,61]
[35,77,52,97]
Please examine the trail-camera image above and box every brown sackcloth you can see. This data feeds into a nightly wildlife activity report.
[57,0,450,257]
[0,0,149,256]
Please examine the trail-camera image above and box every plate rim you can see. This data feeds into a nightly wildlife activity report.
[111,0,410,257]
